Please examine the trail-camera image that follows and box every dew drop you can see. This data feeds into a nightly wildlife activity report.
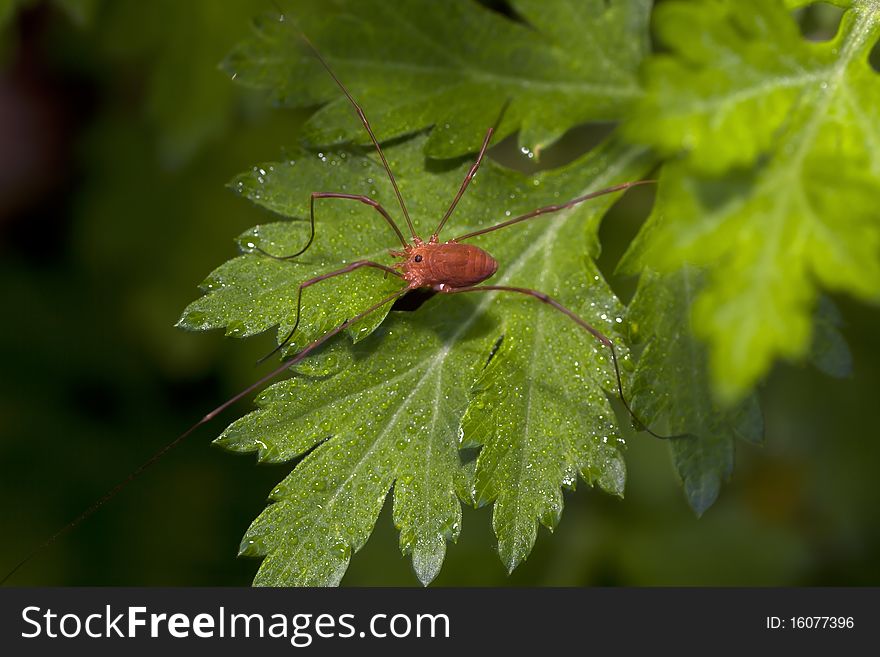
[520,146,535,159]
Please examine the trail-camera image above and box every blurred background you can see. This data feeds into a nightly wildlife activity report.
[1,0,878,586]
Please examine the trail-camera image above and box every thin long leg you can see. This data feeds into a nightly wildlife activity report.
[258,260,404,364]
[279,13,417,241]
[254,192,408,261]
[431,127,494,241]
[450,180,656,243]
[0,286,408,586]
[444,284,679,440]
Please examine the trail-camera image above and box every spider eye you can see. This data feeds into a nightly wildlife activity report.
[414,254,423,262]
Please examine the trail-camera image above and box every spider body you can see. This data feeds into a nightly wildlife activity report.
[393,240,498,291]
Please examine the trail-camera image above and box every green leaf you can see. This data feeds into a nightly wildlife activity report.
[223,301,487,586]
[622,0,880,403]
[627,268,762,517]
[460,250,630,570]
[809,296,853,378]
[223,0,649,158]
[176,149,405,353]
[183,134,654,584]
[785,0,852,10]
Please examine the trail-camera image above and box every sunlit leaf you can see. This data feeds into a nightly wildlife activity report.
[622,0,880,403]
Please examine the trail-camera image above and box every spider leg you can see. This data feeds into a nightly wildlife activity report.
[444,284,683,440]
[288,23,417,239]
[431,127,494,241]
[258,260,404,364]
[450,180,656,243]
[253,192,408,262]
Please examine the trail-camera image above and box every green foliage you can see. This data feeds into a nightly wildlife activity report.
[177,150,405,352]
[623,0,880,403]
[221,299,486,586]
[627,268,762,516]
[223,0,649,158]
[181,134,654,585]
[785,0,852,9]
[809,297,854,378]
[177,0,878,584]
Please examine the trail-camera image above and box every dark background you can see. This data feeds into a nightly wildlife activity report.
[1,1,878,586]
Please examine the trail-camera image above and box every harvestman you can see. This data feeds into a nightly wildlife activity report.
[1,22,676,585]
[238,32,666,435]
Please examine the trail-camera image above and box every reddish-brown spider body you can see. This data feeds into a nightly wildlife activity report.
[392,240,498,291]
